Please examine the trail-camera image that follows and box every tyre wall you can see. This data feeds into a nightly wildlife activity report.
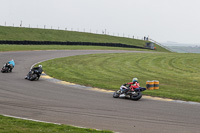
[0,40,148,49]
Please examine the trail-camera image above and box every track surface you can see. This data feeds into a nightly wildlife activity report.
[0,50,200,133]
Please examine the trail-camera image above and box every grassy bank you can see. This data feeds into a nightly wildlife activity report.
[0,115,112,133]
[0,26,169,52]
[40,52,200,102]
[0,44,150,52]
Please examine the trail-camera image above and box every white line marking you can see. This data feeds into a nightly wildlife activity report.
[2,114,107,132]
[3,114,61,125]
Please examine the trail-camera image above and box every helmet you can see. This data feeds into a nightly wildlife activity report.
[132,78,138,82]
[39,65,42,68]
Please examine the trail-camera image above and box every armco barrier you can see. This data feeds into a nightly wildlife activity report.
[0,40,149,49]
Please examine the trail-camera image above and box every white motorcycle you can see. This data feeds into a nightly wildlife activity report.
[113,84,146,101]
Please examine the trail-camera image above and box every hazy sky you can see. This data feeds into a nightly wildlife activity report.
[1,0,200,45]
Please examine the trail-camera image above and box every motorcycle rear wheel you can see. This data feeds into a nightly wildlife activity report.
[130,92,142,101]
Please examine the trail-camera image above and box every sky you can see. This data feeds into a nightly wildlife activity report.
[1,0,200,45]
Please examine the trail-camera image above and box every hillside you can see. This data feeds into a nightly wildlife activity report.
[0,26,169,52]
[168,46,200,53]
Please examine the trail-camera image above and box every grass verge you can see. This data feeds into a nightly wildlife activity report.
[40,52,200,102]
[0,44,150,52]
[0,115,112,133]
[0,26,169,52]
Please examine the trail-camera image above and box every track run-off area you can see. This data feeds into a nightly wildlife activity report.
[0,50,200,133]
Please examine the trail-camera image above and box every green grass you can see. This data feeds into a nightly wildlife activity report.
[40,52,200,102]
[0,44,151,52]
[0,26,169,52]
[0,115,112,133]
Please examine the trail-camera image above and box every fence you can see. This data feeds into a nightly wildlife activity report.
[0,22,148,40]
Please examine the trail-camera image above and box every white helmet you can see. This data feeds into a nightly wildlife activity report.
[132,78,138,82]
[39,65,42,68]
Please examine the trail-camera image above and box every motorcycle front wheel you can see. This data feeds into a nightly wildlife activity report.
[29,74,37,81]
[113,91,120,98]
[130,92,142,101]
[1,69,7,73]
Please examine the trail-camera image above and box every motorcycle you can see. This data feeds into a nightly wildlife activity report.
[25,69,42,81]
[1,63,12,73]
[113,84,146,101]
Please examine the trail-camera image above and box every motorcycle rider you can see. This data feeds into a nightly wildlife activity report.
[4,59,15,72]
[25,65,43,80]
[121,78,140,93]
[32,65,43,74]
[128,78,140,90]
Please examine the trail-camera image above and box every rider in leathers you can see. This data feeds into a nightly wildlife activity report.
[4,59,15,72]
[25,65,43,80]
[122,78,140,93]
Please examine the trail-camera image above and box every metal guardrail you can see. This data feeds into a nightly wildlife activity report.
[149,39,175,52]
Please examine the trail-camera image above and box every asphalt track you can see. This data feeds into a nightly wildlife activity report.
[0,50,200,133]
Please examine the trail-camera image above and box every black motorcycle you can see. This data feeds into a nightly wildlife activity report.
[1,63,12,73]
[25,68,42,81]
[113,84,146,101]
